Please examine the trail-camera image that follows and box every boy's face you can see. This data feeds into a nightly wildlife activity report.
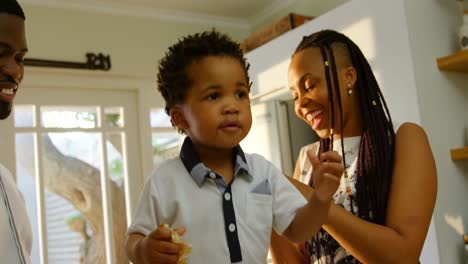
[0,13,27,120]
[172,55,252,150]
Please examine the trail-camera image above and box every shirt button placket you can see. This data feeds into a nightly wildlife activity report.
[209,172,216,179]
[222,185,242,262]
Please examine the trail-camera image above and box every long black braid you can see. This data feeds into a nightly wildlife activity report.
[295,30,395,263]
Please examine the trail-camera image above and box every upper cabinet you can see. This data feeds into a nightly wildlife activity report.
[437,49,468,73]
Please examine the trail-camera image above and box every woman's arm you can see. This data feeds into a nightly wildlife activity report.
[322,123,437,263]
[270,229,304,264]
[285,123,437,263]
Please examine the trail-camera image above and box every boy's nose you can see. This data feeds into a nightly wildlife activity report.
[223,101,240,114]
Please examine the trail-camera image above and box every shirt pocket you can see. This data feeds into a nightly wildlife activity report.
[245,192,273,229]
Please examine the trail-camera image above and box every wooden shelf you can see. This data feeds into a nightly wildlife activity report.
[437,49,468,73]
[450,147,468,161]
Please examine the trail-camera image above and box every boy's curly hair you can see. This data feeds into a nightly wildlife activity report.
[157,30,251,116]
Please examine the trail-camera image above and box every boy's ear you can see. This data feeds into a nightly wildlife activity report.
[170,106,188,131]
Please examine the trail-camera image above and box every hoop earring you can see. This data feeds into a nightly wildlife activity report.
[347,82,353,95]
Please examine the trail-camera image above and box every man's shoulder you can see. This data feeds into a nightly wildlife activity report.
[0,163,14,184]
[0,162,11,175]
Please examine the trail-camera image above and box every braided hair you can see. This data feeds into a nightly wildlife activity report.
[295,30,395,262]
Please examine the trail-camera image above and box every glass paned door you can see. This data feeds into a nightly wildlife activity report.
[149,108,182,169]
[14,87,141,264]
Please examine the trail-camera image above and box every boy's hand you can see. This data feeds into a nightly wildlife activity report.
[137,225,186,264]
[308,150,344,203]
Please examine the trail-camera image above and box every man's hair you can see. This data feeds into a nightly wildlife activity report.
[157,30,250,117]
[0,0,26,20]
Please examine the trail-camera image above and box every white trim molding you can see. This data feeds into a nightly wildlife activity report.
[250,0,298,26]
[22,67,154,90]
[20,0,251,30]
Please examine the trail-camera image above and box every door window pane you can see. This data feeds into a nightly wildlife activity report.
[14,105,35,127]
[104,107,124,128]
[150,108,172,128]
[41,106,98,129]
[152,132,180,168]
[43,132,104,264]
[46,191,82,264]
[105,132,128,256]
[16,133,40,263]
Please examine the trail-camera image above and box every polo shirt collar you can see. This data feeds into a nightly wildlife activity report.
[179,137,251,187]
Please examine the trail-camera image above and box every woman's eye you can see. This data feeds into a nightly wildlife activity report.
[304,79,316,92]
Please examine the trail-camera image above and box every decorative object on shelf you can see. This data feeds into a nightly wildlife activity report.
[241,13,313,53]
[24,52,112,71]
[450,147,468,161]
[465,127,468,146]
[464,234,468,263]
[460,10,468,50]
[436,49,468,73]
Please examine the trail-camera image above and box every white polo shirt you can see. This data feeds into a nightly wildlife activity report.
[0,164,32,264]
[128,137,307,263]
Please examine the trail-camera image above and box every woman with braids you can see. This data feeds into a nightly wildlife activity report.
[270,29,437,264]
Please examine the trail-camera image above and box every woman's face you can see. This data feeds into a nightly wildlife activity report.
[288,47,361,139]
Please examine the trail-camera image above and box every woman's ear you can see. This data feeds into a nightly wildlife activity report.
[344,66,357,88]
[170,106,188,131]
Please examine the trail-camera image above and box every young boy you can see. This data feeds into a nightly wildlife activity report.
[125,30,343,264]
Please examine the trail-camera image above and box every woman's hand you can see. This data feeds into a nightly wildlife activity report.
[308,150,344,203]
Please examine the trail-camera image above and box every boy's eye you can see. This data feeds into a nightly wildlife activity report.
[207,93,220,101]
[235,90,248,99]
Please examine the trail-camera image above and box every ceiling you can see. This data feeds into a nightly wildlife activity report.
[20,0,300,29]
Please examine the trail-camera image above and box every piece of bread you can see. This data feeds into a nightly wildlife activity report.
[161,224,192,263]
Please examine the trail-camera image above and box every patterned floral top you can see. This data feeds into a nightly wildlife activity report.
[297,136,361,264]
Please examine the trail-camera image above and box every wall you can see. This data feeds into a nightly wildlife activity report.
[250,0,349,33]
[404,0,468,262]
[246,0,460,262]
[246,0,421,125]
[17,4,252,179]
[21,4,249,84]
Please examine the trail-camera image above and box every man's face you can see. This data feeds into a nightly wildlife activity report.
[0,13,27,120]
